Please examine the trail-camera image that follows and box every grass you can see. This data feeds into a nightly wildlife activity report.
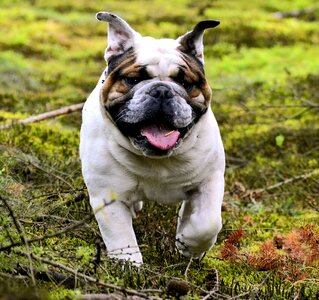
[0,0,319,299]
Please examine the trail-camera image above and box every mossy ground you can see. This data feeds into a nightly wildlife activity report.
[0,0,318,299]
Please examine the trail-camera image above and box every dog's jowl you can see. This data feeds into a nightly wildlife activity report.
[80,12,225,265]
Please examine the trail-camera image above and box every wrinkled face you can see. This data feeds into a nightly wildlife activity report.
[101,37,212,156]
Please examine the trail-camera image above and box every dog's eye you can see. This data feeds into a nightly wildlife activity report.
[123,77,143,86]
[173,72,194,92]
[175,78,194,92]
[181,80,194,92]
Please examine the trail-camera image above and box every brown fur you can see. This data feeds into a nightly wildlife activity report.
[101,52,137,108]
[179,54,212,106]
[101,50,211,117]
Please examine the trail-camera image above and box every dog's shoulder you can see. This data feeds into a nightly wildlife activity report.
[80,73,109,160]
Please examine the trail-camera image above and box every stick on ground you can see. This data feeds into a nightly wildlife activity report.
[0,102,84,129]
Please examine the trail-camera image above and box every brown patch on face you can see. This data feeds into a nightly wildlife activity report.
[101,50,139,110]
[199,81,212,106]
[178,53,212,107]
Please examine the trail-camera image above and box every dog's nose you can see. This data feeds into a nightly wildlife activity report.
[150,85,173,101]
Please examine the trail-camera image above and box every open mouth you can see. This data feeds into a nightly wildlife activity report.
[117,120,193,155]
[141,124,181,151]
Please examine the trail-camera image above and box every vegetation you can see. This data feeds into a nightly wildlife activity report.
[0,0,318,299]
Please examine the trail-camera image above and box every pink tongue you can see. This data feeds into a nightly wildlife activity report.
[141,125,180,150]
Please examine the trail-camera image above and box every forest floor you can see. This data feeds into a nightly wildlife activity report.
[0,0,319,299]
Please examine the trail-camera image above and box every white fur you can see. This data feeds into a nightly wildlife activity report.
[80,20,225,265]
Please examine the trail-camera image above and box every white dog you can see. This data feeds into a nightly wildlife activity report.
[80,12,225,265]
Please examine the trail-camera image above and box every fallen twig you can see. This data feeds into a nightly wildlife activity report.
[28,253,152,299]
[226,169,319,199]
[0,195,36,286]
[79,294,145,300]
[247,168,319,199]
[0,271,28,280]
[231,272,273,299]
[79,294,124,300]
[0,212,93,252]
[0,198,114,252]
[184,257,193,281]
[0,102,84,129]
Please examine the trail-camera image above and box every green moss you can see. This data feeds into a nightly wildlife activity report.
[0,0,319,298]
[48,288,81,300]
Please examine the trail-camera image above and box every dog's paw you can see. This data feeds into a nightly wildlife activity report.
[108,247,143,267]
[175,233,215,259]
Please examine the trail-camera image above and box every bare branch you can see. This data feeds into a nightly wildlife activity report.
[79,294,144,300]
[0,195,36,285]
[0,102,84,129]
[26,252,153,299]
[0,199,115,252]
[248,168,319,198]
[226,169,319,199]
[184,257,193,281]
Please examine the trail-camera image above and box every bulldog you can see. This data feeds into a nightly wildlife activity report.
[80,12,225,265]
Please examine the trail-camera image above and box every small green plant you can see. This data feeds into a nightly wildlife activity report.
[275,134,285,147]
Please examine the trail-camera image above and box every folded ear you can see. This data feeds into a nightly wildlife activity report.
[96,12,141,61]
[177,20,220,64]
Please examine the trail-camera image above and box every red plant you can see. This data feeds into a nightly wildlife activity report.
[221,224,319,282]
[247,240,282,271]
[220,228,245,260]
[283,225,319,264]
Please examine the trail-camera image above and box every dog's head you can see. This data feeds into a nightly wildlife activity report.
[97,12,219,157]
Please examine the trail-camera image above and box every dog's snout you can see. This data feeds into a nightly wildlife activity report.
[150,85,173,101]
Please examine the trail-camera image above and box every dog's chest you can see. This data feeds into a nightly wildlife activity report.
[137,180,189,204]
[127,160,202,204]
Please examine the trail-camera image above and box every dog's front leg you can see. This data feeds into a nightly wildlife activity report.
[90,196,143,265]
[176,171,224,258]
